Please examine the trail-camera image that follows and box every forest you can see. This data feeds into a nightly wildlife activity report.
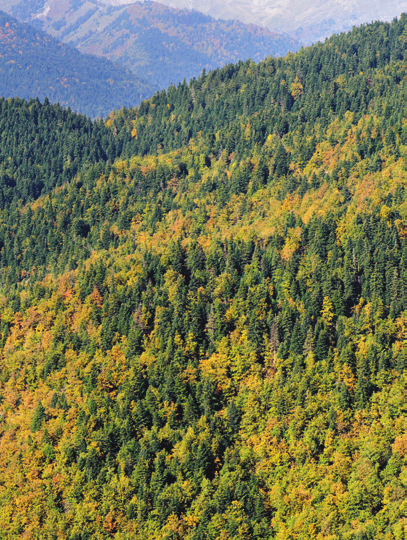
[0,11,155,118]
[0,14,405,540]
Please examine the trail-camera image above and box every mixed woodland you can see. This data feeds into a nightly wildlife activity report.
[0,15,405,540]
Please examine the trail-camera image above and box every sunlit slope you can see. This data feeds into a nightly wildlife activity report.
[107,15,407,155]
[0,16,405,540]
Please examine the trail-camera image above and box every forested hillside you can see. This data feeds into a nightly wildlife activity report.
[0,0,300,90]
[0,16,405,540]
[0,11,155,118]
[0,96,141,208]
[108,16,407,155]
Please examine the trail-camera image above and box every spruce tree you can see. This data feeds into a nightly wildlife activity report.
[31,401,46,432]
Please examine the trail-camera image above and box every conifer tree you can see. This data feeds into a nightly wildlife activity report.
[31,401,46,432]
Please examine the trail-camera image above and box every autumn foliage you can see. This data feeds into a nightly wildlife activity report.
[0,15,405,540]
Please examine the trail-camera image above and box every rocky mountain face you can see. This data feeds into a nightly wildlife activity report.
[103,0,406,43]
[0,0,300,89]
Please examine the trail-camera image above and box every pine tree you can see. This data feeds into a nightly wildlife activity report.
[31,401,46,432]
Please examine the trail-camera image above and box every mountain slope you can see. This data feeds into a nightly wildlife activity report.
[0,95,141,208]
[119,0,406,43]
[0,0,300,89]
[0,11,156,117]
[0,16,405,540]
[107,15,407,156]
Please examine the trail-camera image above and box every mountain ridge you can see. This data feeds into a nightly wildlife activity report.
[0,0,301,89]
[107,0,406,43]
[0,10,156,117]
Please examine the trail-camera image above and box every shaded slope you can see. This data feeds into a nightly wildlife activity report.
[0,95,140,208]
[0,10,156,117]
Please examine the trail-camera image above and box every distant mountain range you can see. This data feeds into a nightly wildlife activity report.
[0,0,300,89]
[111,0,406,43]
[2,0,401,117]
[0,10,156,117]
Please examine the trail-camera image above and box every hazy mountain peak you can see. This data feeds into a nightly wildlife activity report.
[0,0,300,89]
[100,0,406,42]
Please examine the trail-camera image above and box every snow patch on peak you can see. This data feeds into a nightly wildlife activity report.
[33,3,50,19]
